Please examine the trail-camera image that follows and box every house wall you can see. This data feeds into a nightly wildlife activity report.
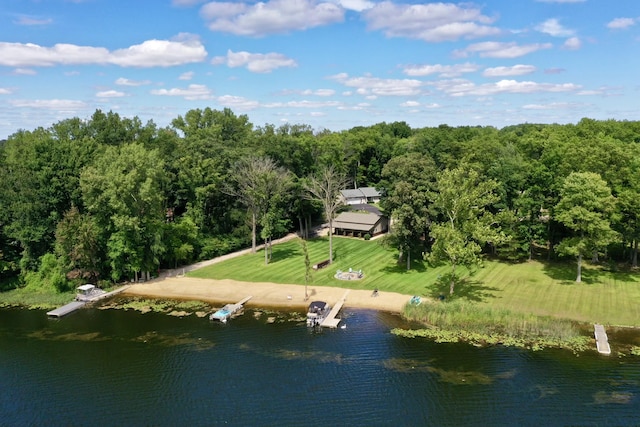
[345,197,366,205]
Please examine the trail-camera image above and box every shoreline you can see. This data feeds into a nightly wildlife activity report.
[124,276,412,313]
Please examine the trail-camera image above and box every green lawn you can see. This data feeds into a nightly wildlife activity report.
[189,236,640,326]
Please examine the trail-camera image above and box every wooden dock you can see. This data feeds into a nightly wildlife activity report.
[47,301,87,318]
[320,290,350,328]
[46,285,130,318]
[594,324,611,355]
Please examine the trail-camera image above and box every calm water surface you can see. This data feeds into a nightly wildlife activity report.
[1,305,639,426]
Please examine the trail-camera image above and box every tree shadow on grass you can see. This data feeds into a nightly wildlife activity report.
[380,257,428,274]
[427,273,500,303]
[542,260,640,285]
[266,247,299,264]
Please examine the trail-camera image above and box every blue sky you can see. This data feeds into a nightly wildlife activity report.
[0,0,638,139]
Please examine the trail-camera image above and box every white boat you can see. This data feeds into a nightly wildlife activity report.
[306,301,330,327]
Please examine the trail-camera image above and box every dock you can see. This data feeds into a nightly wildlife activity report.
[594,324,611,355]
[46,301,87,318]
[46,285,130,318]
[320,290,350,328]
[210,296,252,322]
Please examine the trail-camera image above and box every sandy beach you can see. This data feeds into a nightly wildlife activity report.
[124,276,412,313]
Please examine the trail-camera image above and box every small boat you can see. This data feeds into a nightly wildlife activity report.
[306,301,330,327]
[209,296,252,323]
[210,304,236,323]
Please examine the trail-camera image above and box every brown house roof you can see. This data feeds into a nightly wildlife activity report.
[333,211,382,231]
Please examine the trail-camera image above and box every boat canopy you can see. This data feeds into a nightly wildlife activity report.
[308,301,328,313]
[77,284,95,293]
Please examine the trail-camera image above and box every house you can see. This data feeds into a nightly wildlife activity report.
[333,210,388,237]
[339,187,381,205]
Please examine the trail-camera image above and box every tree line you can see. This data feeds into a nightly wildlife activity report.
[1,108,639,293]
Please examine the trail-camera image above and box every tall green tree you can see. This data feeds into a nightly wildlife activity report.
[1,127,98,269]
[54,206,101,282]
[429,166,504,295]
[81,143,166,282]
[555,172,617,282]
[227,156,291,256]
[380,153,437,270]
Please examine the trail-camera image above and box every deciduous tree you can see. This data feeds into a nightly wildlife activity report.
[304,165,348,265]
[429,166,504,294]
[555,172,617,282]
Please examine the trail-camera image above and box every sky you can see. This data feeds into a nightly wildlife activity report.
[0,0,639,139]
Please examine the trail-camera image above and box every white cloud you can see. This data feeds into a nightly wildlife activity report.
[211,50,297,73]
[281,100,342,108]
[179,71,195,80]
[403,63,480,77]
[0,88,12,95]
[331,0,374,12]
[535,18,574,37]
[0,37,207,68]
[329,73,424,96]
[301,89,336,96]
[13,68,37,75]
[200,0,344,36]
[9,99,87,112]
[13,15,53,26]
[454,41,553,58]
[216,95,260,110]
[109,38,207,67]
[483,65,536,77]
[363,2,500,42]
[607,18,637,30]
[401,100,420,107]
[115,77,151,86]
[563,37,582,50]
[522,102,582,110]
[96,90,126,98]
[150,84,212,100]
[431,78,581,96]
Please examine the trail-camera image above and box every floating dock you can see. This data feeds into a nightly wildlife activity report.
[47,285,130,318]
[46,301,87,318]
[320,290,350,328]
[594,324,611,355]
[210,296,252,322]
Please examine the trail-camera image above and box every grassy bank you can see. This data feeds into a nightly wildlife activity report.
[190,236,640,327]
[0,287,74,310]
[396,299,590,352]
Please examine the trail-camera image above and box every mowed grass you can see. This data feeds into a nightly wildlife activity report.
[189,236,640,326]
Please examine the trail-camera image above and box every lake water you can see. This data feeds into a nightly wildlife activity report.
[1,305,639,426]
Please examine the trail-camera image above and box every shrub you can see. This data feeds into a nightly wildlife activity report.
[364,233,371,240]
[22,253,71,293]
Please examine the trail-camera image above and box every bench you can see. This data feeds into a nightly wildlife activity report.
[312,259,331,270]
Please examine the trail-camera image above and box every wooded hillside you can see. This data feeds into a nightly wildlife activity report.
[2,108,639,291]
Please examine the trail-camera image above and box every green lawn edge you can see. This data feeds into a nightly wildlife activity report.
[189,236,640,327]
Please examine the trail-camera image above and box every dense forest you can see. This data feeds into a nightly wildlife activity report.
[1,108,640,293]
